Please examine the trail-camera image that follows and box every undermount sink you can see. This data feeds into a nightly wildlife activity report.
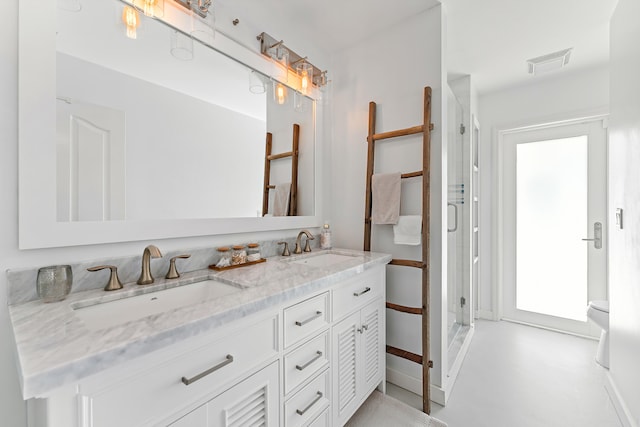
[289,252,359,268]
[73,280,242,331]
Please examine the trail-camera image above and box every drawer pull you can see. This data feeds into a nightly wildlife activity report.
[296,351,323,371]
[353,287,371,297]
[295,311,322,326]
[296,391,323,416]
[181,354,234,386]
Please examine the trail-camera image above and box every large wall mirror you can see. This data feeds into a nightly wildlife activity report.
[19,0,322,249]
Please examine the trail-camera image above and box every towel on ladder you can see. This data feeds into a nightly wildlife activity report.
[371,172,401,224]
[272,182,291,216]
[393,215,422,245]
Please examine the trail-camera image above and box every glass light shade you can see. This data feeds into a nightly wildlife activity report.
[249,70,266,94]
[192,10,215,44]
[122,6,140,39]
[293,90,305,112]
[273,81,287,105]
[296,62,313,95]
[170,30,194,61]
[141,0,164,18]
[268,44,289,83]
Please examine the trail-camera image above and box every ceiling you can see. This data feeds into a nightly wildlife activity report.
[218,0,617,95]
[444,0,619,94]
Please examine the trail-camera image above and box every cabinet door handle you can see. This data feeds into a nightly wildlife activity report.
[353,287,371,297]
[357,324,369,334]
[181,354,233,386]
[295,311,322,326]
[296,391,323,416]
[296,351,323,371]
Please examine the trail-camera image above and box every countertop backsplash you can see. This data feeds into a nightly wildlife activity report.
[6,235,319,305]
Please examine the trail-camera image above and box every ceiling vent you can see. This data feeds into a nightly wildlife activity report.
[527,48,573,75]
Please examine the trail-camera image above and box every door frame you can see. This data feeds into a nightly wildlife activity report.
[493,113,609,336]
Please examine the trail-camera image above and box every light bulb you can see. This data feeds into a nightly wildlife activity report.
[296,62,313,95]
[143,0,156,17]
[122,6,140,39]
[276,83,286,105]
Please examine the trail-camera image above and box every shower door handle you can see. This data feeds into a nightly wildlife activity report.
[447,203,458,233]
[582,222,602,249]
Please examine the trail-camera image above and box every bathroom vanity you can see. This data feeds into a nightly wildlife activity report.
[8,249,390,427]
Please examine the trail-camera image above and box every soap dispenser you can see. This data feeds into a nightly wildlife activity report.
[320,222,332,249]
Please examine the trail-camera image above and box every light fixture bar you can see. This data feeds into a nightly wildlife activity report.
[257,32,327,87]
[172,0,211,18]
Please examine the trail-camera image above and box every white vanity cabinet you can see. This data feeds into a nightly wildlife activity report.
[330,268,385,427]
[25,262,387,427]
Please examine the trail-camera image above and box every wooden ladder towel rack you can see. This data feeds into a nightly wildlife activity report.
[262,123,300,216]
[363,86,433,414]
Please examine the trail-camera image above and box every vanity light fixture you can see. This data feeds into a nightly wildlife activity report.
[257,32,328,91]
[139,0,163,17]
[122,5,141,39]
[274,81,287,105]
[170,0,212,18]
[295,60,313,96]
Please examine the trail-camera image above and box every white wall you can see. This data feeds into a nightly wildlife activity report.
[330,5,448,400]
[1,1,329,425]
[477,65,609,319]
[607,0,640,424]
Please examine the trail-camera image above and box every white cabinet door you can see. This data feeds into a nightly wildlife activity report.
[331,300,384,427]
[207,362,279,427]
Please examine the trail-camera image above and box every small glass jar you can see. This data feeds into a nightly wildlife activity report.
[231,245,247,265]
[216,247,232,268]
[246,243,261,262]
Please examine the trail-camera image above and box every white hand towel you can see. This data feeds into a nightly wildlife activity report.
[393,215,422,245]
[272,182,291,216]
[371,172,401,224]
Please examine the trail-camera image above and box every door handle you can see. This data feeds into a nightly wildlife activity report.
[582,222,602,249]
[447,203,458,233]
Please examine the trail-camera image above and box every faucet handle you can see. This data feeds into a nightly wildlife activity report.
[87,265,123,291]
[278,241,291,257]
[166,254,191,279]
[304,235,315,253]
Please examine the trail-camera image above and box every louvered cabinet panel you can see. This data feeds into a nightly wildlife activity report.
[332,311,359,426]
[207,361,279,427]
[331,299,385,427]
[361,302,384,392]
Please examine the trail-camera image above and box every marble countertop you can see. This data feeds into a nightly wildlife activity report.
[8,249,391,399]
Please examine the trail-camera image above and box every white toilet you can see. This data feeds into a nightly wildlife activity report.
[587,300,610,368]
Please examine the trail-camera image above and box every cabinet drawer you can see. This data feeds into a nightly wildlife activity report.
[284,293,330,348]
[285,370,330,427]
[284,332,329,395]
[83,315,279,427]
[332,267,383,321]
[307,408,330,427]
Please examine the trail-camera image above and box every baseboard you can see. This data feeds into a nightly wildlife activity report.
[476,309,494,320]
[386,368,446,406]
[605,373,637,427]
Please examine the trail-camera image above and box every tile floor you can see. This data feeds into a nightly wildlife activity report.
[387,320,622,427]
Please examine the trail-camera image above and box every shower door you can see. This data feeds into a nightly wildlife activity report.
[501,119,607,336]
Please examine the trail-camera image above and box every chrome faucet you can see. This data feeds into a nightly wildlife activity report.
[137,245,163,285]
[294,230,314,254]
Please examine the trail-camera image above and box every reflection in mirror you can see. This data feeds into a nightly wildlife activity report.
[55,0,314,222]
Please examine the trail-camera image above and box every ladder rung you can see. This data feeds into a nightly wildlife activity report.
[386,345,422,364]
[401,171,423,179]
[267,151,294,161]
[390,259,425,269]
[386,302,423,315]
[266,185,276,189]
[371,125,424,141]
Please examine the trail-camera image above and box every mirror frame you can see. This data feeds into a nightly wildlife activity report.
[18,1,323,249]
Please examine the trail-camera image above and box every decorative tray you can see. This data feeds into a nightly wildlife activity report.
[208,258,266,271]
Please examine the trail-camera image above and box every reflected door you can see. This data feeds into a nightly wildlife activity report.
[502,120,607,335]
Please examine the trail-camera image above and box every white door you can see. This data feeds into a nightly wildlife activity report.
[502,119,607,336]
